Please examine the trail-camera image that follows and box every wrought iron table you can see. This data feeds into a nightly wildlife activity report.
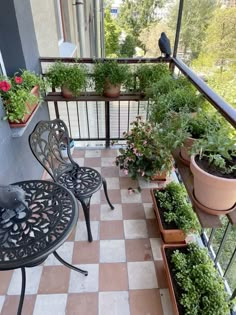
[0,180,87,315]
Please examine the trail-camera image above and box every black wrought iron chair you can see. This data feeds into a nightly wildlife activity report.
[29,119,114,242]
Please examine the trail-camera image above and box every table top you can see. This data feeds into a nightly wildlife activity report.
[0,180,78,270]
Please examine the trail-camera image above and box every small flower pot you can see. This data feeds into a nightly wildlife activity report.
[61,86,74,98]
[103,79,121,98]
[150,170,168,181]
[180,137,196,165]
[150,188,186,243]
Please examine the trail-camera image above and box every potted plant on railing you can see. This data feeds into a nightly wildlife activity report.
[115,116,173,181]
[46,61,87,98]
[190,128,236,214]
[150,182,200,243]
[0,69,45,127]
[161,242,233,315]
[93,60,131,97]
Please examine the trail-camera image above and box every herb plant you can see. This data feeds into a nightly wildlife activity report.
[46,61,87,96]
[93,60,131,94]
[154,182,200,233]
[171,243,232,315]
[115,116,173,180]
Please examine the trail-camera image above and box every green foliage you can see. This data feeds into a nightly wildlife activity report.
[119,35,136,58]
[93,60,131,94]
[135,64,170,92]
[115,116,173,180]
[154,182,200,233]
[192,127,236,174]
[171,243,231,315]
[105,6,121,56]
[46,62,87,96]
[0,69,45,122]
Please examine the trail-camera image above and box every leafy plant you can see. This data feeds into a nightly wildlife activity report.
[154,182,200,233]
[170,243,232,315]
[0,69,45,122]
[192,127,236,175]
[135,64,170,92]
[115,116,173,180]
[46,61,87,96]
[93,60,131,94]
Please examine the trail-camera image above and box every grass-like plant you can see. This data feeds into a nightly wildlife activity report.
[154,182,200,234]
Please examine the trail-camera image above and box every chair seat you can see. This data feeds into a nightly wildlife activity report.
[57,166,102,199]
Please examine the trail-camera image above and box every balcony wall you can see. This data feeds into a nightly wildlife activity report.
[0,100,49,184]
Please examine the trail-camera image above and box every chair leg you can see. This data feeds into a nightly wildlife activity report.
[80,198,93,242]
[102,178,114,210]
[53,251,88,276]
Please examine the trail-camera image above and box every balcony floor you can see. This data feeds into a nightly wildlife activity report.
[0,148,174,315]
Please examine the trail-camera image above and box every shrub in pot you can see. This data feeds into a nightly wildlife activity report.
[115,116,173,181]
[93,60,131,97]
[162,242,233,315]
[151,182,200,243]
[0,69,45,126]
[46,61,87,98]
[190,128,236,213]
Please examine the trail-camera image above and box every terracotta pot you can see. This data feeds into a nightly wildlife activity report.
[103,79,121,98]
[151,170,168,181]
[8,86,39,128]
[180,137,196,165]
[190,155,236,211]
[150,189,186,243]
[161,244,187,315]
[61,86,74,98]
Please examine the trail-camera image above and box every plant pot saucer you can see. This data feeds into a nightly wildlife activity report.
[178,151,190,167]
[192,190,236,215]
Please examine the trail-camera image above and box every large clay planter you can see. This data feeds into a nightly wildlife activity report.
[103,79,121,98]
[8,86,39,128]
[161,244,187,315]
[150,189,186,243]
[190,155,236,212]
[180,137,196,165]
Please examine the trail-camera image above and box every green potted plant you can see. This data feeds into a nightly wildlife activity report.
[115,116,173,181]
[0,69,45,127]
[190,127,236,213]
[150,182,200,243]
[93,60,131,97]
[46,61,87,98]
[135,64,170,93]
[161,242,233,315]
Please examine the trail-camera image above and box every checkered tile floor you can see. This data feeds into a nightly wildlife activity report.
[0,149,174,315]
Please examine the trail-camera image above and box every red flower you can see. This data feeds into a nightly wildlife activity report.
[15,76,23,84]
[0,81,11,92]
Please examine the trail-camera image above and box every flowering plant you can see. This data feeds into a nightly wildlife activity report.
[0,70,45,122]
[115,117,173,180]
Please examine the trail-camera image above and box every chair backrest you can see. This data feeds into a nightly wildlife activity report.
[29,119,76,181]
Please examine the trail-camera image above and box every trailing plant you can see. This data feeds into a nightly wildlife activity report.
[192,127,236,175]
[46,61,87,96]
[115,116,173,180]
[135,64,170,92]
[154,182,200,233]
[0,69,45,122]
[93,60,131,94]
[171,243,232,315]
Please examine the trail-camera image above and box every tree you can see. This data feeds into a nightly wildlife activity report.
[119,35,136,57]
[139,21,174,57]
[118,0,165,42]
[168,0,217,59]
[104,6,121,56]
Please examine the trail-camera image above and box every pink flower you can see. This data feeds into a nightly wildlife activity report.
[141,171,145,177]
[128,187,133,194]
[0,81,11,92]
[15,76,23,84]
[124,169,129,175]
[143,140,147,145]
[133,148,138,154]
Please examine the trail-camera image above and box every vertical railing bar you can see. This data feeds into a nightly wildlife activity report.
[118,100,120,138]
[76,101,81,139]
[127,100,130,132]
[146,99,150,121]
[105,100,110,147]
[96,101,99,138]
[223,247,236,277]
[52,87,60,119]
[85,101,90,139]
[137,100,140,115]
[173,0,184,58]
[66,101,72,137]
[214,222,231,264]
[207,228,216,249]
